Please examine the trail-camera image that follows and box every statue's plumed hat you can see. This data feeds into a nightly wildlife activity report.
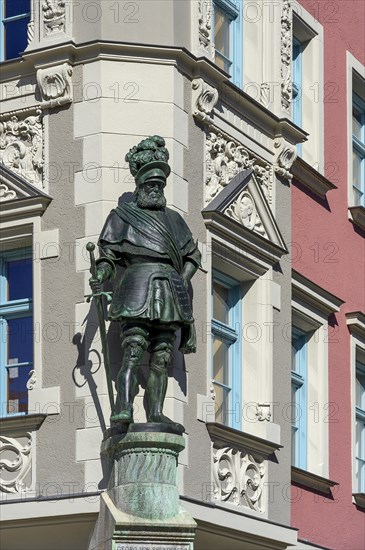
[125,135,171,186]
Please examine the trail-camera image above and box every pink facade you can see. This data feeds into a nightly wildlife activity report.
[291,1,365,548]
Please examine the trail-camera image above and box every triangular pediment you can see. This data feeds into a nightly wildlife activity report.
[202,168,288,260]
[0,163,51,218]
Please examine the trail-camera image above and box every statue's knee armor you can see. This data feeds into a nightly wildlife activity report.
[122,327,148,364]
[149,342,174,373]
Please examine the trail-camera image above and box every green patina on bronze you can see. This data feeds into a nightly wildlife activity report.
[88,136,201,432]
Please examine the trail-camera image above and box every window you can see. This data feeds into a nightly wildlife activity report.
[0,0,30,61]
[211,272,242,430]
[352,93,365,207]
[291,327,308,469]
[355,359,365,493]
[0,248,33,416]
[213,0,242,87]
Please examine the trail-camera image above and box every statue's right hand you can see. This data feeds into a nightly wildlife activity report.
[89,272,103,294]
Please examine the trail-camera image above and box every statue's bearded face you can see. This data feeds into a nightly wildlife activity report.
[136,179,167,209]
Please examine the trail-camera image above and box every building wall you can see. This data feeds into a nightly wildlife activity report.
[291,1,365,548]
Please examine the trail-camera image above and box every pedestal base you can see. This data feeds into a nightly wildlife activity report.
[89,492,196,550]
[88,428,196,549]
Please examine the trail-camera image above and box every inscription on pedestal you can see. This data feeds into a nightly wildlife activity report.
[116,545,190,550]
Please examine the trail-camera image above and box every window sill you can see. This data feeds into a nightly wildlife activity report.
[349,206,365,231]
[0,414,47,434]
[206,422,282,459]
[291,466,338,495]
[292,157,337,198]
[352,493,365,509]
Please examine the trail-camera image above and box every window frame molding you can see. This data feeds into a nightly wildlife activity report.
[213,0,243,88]
[292,4,324,173]
[291,270,343,480]
[346,311,365,501]
[346,52,365,227]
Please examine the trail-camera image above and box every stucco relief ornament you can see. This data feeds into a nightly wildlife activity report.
[37,63,73,108]
[274,138,297,180]
[225,190,267,238]
[198,0,213,53]
[42,0,66,35]
[205,130,270,204]
[0,110,43,187]
[192,79,219,123]
[280,0,292,114]
[213,447,265,512]
[0,434,32,494]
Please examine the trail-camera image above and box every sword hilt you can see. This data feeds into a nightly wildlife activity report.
[86,242,97,279]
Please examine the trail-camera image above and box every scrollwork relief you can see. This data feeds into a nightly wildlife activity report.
[225,190,267,238]
[192,79,219,123]
[274,138,297,180]
[255,403,272,421]
[281,0,292,114]
[205,129,272,204]
[213,446,265,512]
[42,0,66,35]
[0,183,17,202]
[0,434,32,494]
[0,110,43,188]
[37,63,73,108]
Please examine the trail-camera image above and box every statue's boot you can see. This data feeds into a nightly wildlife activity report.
[111,328,148,424]
[147,343,184,432]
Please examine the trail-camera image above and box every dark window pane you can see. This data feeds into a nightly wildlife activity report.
[4,16,30,59]
[7,316,33,364]
[7,258,32,301]
[5,0,30,19]
[213,282,230,323]
[7,364,32,414]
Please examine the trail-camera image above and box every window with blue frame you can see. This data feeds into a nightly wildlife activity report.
[0,248,33,416]
[292,37,303,155]
[211,272,242,431]
[355,359,365,493]
[352,93,365,207]
[0,0,31,61]
[213,0,242,88]
[291,326,308,469]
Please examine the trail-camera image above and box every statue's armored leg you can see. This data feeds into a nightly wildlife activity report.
[112,325,148,423]
[147,331,183,430]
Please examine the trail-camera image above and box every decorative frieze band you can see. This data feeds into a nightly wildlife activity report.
[205,128,272,204]
[0,433,32,494]
[213,446,265,512]
[281,0,292,114]
[0,109,43,188]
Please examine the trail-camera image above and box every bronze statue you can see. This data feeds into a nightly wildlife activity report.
[89,136,201,430]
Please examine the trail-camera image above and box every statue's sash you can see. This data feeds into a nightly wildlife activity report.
[114,203,183,274]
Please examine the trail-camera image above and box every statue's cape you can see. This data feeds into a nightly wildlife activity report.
[99,202,194,273]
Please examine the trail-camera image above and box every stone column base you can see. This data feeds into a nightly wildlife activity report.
[89,492,196,550]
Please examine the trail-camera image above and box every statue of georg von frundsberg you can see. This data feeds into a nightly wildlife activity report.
[89,136,201,431]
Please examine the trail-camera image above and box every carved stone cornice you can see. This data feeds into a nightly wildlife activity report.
[205,128,272,204]
[280,0,292,115]
[0,109,43,188]
[36,63,73,108]
[192,78,219,123]
[274,137,297,181]
[42,0,66,36]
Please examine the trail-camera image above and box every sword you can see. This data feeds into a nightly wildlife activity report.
[86,242,115,415]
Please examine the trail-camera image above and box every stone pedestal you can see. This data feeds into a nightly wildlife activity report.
[88,426,196,550]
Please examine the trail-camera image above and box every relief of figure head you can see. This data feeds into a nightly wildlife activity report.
[240,195,254,227]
